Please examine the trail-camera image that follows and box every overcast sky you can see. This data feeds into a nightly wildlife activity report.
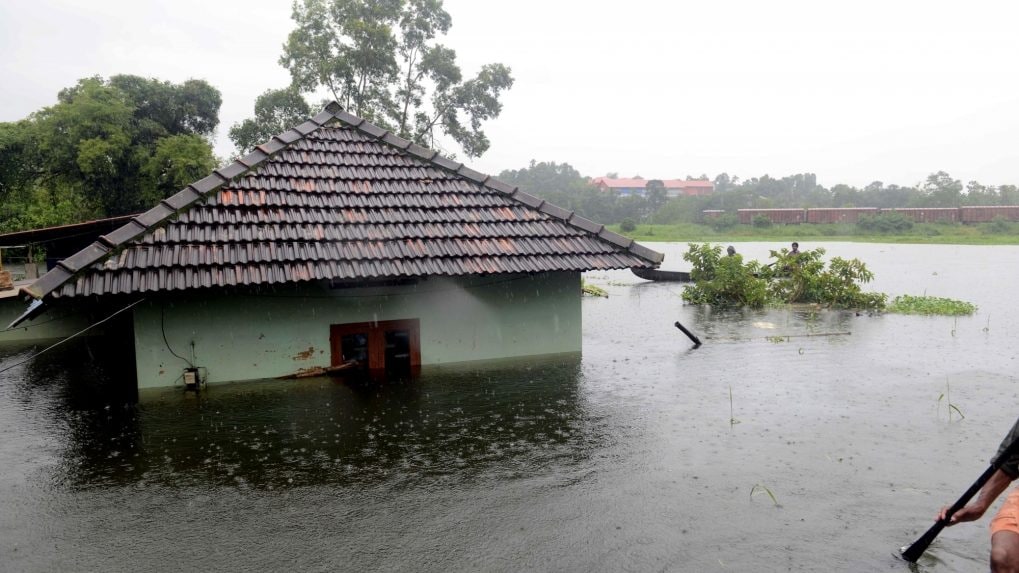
[2,0,1018,188]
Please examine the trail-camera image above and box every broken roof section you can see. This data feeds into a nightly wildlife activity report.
[25,102,663,300]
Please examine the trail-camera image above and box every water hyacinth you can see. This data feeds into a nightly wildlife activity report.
[886,295,977,316]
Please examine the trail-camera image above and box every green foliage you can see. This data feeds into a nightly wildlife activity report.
[708,213,738,231]
[760,247,886,309]
[140,135,217,205]
[922,171,963,207]
[620,218,637,232]
[857,212,913,233]
[645,180,667,216]
[0,186,91,234]
[279,0,513,158]
[0,121,38,205]
[682,244,886,310]
[986,216,1013,234]
[0,75,220,229]
[107,75,220,140]
[497,161,636,223]
[229,87,311,153]
[886,295,977,316]
[681,243,769,307]
[751,214,772,228]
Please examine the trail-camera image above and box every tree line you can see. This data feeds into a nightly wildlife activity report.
[1,0,513,234]
[498,163,1019,226]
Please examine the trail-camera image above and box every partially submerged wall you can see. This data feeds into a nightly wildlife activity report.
[132,272,582,389]
[0,295,93,344]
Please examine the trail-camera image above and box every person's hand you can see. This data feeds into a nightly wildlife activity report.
[938,504,986,525]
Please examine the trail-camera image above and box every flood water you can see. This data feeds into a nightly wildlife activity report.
[1,242,1017,572]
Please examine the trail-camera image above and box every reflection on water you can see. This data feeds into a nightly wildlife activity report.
[690,304,855,343]
[4,343,594,491]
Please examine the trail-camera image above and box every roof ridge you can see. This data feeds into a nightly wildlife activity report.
[325,108,662,267]
[24,102,662,300]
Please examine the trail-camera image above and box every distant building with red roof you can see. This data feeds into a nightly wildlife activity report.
[591,177,713,198]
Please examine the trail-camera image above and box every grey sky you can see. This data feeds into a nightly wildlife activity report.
[2,0,1017,188]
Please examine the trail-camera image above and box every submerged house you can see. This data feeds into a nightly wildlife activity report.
[14,103,663,389]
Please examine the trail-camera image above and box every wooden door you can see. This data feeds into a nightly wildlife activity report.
[330,319,420,371]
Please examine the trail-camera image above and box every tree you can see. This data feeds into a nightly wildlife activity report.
[921,171,963,208]
[0,120,38,205]
[108,75,221,140]
[230,87,312,153]
[0,76,220,229]
[644,179,667,217]
[713,172,731,193]
[279,0,513,158]
[498,160,619,222]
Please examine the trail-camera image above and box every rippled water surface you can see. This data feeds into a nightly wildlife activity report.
[2,242,1018,572]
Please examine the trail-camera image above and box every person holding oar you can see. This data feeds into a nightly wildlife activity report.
[902,419,1019,569]
[938,422,1019,572]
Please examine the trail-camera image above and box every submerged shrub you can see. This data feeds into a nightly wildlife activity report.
[681,243,768,307]
[682,244,887,310]
[760,247,886,309]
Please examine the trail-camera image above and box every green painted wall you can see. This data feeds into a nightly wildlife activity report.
[133,272,581,389]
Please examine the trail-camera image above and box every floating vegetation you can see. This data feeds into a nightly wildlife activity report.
[766,336,787,343]
[581,281,608,298]
[750,483,779,506]
[886,295,977,316]
[938,380,965,422]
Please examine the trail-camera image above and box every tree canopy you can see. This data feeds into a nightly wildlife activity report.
[0,75,220,232]
[229,87,312,153]
[276,0,513,158]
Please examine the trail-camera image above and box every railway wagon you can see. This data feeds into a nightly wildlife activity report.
[805,208,879,224]
[886,208,959,223]
[959,206,1019,223]
[738,209,806,225]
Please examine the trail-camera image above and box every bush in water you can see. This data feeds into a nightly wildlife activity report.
[681,243,887,310]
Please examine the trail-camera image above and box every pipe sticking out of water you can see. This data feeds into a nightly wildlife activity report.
[674,321,702,348]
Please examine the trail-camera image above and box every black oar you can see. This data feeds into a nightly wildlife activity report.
[900,433,1019,562]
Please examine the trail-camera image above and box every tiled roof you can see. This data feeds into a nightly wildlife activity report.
[591,177,647,188]
[662,179,713,189]
[25,103,662,299]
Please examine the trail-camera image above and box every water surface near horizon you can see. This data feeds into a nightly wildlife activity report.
[1,242,1017,572]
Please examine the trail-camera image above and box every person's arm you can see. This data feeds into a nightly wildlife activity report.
[940,469,1015,524]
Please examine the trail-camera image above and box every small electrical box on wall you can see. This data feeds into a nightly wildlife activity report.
[183,367,202,390]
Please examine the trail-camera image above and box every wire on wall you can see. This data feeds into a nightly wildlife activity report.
[0,298,146,376]
[160,303,194,368]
